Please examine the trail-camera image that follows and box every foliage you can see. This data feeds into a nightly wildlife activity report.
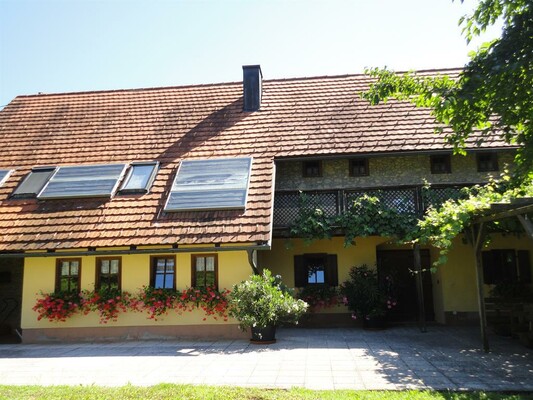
[81,288,132,324]
[228,269,308,330]
[34,286,231,323]
[297,285,342,311]
[32,291,83,322]
[2,386,531,400]
[289,192,419,246]
[177,286,231,321]
[340,265,397,320]
[339,194,419,246]
[363,1,533,181]
[289,192,335,245]
[417,175,533,265]
[130,286,179,320]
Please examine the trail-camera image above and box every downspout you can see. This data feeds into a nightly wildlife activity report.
[247,249,260,275]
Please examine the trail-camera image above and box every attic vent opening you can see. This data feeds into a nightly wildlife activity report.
[242,65,262,112]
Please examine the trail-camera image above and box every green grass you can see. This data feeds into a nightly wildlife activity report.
[0,385,532,400]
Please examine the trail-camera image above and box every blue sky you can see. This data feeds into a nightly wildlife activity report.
[0,0,500,108]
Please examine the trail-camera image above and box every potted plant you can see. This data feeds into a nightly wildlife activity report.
[340,264,396,329]
[229,269,308,343]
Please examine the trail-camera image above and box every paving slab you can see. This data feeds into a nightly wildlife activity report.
[0,326,532,390]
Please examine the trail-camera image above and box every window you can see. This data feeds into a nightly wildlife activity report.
[430,155,451,174]
[349,158,369,177]
[165,157,252,212]
[482,249,531,285]
[96,257,121,291]
[294,254,338,287]
[303,160,321,177]
[38,163,127,199]
[56,259,81,293]
[0,169,13,187]
[12,167,56,198]
[119,162,159,193]
[477,153,499,172]
[192,254,218,289]
[150,256,176,289]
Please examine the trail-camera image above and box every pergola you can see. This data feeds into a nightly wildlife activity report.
[412,198,533,352]
[471,199,533,352]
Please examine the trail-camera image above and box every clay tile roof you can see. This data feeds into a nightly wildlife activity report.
[0,68,510,252]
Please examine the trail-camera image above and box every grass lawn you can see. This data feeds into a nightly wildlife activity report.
[0,385,532,400]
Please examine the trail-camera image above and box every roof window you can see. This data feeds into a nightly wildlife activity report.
[12,167,56,198]
[119,162,159,194]
[164,157,252,212]
[38,164,127,199]
[0,169,13,187]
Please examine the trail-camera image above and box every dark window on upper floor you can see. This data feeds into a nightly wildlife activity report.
[302,161,322,177]
[482,249,531,285]
[477,153,499,172]
[56,258,81,293]
[430,155,451,174]
[350,158,369,177]
[150,256,176,290]
[294,253,338,287]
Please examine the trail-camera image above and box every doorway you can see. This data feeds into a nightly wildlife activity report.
[377,249,434,322]
[0,257,23,343]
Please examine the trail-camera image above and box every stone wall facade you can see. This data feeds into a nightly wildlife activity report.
[275,151,515,191]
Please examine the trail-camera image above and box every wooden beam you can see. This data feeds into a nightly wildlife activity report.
[471,223,490,353]
[476,203,533,224]
[413,243,426,333]
[517,214,533,241]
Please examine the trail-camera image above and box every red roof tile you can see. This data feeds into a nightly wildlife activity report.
[0,69,510,251]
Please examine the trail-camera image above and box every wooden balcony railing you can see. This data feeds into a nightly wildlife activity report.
[273,185,469,228]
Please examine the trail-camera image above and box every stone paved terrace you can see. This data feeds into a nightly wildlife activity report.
[0,326,532,390]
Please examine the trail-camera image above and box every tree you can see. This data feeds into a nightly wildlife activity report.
[362,0,533,264]
[363,0,533,182]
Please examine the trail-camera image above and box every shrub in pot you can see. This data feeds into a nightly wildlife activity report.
[340,264,396,329]
[229,269,308,342]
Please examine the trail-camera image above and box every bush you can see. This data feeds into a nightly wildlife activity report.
[340,265,396,320]
[229,269,308,330]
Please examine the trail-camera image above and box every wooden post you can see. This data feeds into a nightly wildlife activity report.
[472,223,490,352]
[413,243,426,333]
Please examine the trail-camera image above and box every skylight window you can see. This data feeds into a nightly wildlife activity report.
[38,164,127,199]
[165,157,252,212]
[12,167,56,198]
[119,162,159,193]
[0,169,13,187]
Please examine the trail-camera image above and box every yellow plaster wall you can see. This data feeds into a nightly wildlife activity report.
[259,237,388,287]
[438,235,533,312]
[260,234,532,323]
[21,250,253,329]
[258,236,388,314]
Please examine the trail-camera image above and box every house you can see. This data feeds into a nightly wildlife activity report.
[0,65,530,342]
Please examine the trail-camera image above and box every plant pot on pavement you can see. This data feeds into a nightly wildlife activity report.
[362,315,387,330]
[250,325,277,344]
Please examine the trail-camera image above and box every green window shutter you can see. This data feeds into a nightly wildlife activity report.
[294,255,307,287]
[325,254,338,286]
[517,250,531,284]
